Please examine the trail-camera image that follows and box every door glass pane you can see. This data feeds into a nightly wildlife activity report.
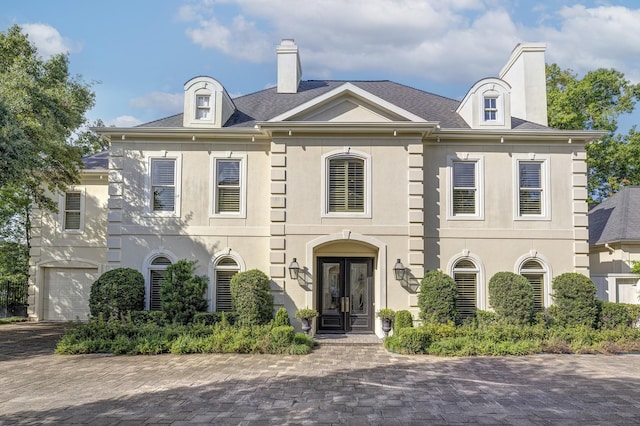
[350,263,368,315]
[322,263,341,314]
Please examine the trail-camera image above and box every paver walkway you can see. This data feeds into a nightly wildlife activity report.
[1,322,640,425]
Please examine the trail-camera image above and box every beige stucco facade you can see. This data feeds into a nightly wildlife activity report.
[29,41,604,335]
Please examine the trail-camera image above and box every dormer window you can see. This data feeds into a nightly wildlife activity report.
[483,96,498,121]
[196,95,211,120]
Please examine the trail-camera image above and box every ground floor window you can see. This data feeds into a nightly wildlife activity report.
[148,256,172,310]
[214,257,239,312]
[520,259,546,310]
[453,259,478,319]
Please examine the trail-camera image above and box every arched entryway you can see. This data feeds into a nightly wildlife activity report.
[305,231,387,336]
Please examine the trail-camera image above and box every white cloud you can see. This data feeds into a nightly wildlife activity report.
[529,6,640,83]
[179,1,640,86]
[109,115,143,127]
[20,23,79,58]
[129,92,183,114]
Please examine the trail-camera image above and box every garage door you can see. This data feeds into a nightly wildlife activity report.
[44,268,99,321]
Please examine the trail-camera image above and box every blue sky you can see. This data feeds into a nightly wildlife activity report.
[3,0,639,133]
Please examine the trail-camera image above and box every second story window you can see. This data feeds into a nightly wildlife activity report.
[151,158,176,213]
[518,161,543,215]
[216,159,241,214]
[329,157,364,213]
[452,161,477,215]
[196,95,211,120]
[63,191,82,231]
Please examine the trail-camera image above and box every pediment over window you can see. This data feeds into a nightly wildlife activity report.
[456,78,511,130]
[269,82,426,123]
[183,76,236,128]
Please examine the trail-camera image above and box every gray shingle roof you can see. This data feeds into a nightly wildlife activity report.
[589,186,640,244]
[137,79,550,130]
[81,151,109,170]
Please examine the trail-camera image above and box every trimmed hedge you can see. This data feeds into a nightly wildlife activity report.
[230,269,274,326]
[89,268,145,319]
[551,273,599,328]
[193,311,236,326]
[418,270,458,324]
[394,310,414,332]
[599,301,632,329]
[488,271,535,325]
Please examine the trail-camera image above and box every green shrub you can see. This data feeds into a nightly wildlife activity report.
[269,325,295,351]
[488,271,534,325]
[551,273,599,328]
[89,268,145,320]
[474,310,498,327]
[273,307,291,327]
[160,260,208,325]
[599,301,632,329]
[193,311,236,326]
[418,270,458,324]
[394,310,413,332]
[230,269,274,326]
[384,327,430,354]
[129,310,168,326]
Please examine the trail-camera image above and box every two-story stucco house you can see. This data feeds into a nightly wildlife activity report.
[29,40,601,336]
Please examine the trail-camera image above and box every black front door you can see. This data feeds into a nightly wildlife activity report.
[317,257,374,333]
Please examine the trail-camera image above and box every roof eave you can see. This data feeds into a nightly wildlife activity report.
[433,128,606,143]
[256,121,439,137]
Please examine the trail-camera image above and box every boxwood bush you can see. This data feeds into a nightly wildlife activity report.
[418,270,458,324]
[551,273,599,328]
[599,301,632,329]
[230,269,274,326]
[89,268,145,320]
[273,307,291,327]
[488,271,535,325]
[394,310,414,332]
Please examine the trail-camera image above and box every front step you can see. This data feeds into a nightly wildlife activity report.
[314,333,383,346]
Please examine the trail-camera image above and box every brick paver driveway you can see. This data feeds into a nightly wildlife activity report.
[1,322,640,425]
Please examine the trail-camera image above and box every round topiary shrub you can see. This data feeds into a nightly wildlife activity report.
[418,270,458,324]
[160,260,208,325]
[89,268,145,319]
[394,310,414,333]
[551,272,599,328]
[488,271,535,325]
[230,269,274,326]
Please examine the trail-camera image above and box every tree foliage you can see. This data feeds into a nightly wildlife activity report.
[0,25,96,212]
[546,63,640,202]
[160,260,208,325]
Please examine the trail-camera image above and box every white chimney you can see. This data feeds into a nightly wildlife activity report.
[277,39,301,94]
[499,43,547,126]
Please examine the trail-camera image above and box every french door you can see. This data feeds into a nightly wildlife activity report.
[317,257,374,333]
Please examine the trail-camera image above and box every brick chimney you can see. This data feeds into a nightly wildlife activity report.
[277,39,301,94]
[499,43,548,126]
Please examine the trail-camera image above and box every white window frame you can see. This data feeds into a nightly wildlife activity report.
[142,250,177,311]
[480,90,504,126]
[58,189,85,233]
[321,149,372,218]
[195,94,212,121]
[447,155,484,220]
[513,155,550,220]
[209,249,246,311]
[210,153,247,218]
[517,257,550,309]
[447,252,486,312]
[146,154,182,217]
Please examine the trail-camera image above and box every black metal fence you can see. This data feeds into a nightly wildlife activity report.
[0,279,28,318]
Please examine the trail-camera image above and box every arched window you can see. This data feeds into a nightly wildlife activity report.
[214,257,239,312]
[321,150,371,218]
[453,259,479,319]
[148,256,172,310]
[519,259,546,310]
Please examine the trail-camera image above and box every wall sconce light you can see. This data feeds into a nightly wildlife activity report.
[393,258,405,281]
[289,258,300,280]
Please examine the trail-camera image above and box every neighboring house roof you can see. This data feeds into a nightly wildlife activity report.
[589,186,640,244]
[82,150,109,171]
[137,80,551,131]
